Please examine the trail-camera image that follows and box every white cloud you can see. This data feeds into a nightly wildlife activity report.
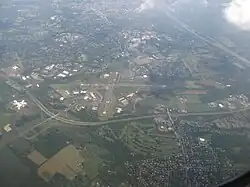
[224,0,250,31]
[136,0,155,12]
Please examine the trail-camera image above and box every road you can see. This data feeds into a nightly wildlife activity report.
[0,113,60,151]
[167,108,188,180]
[164,6,250,67]
[26,90,250,127]
[80,83,166,88]
[0,103,78,150]
[1,92,249,151]
[26,91,92,125]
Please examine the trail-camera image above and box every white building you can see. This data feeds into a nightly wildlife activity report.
[92,106,98,111]
[80,90,87,94]
[62,70,69,75]
[57,73,66,78]
[116,107,123,113]
[218,104,224,108]
[90,92,96,100]
[12,65,19,70]
[4,124,12,132]
[103,73,110,78]
[45,64,55,71]
[199,137,205,142]
[12,100,28,110]
[121,99,129,106]
[73,91,80,95]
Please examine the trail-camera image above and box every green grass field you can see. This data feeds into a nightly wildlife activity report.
[120,124,179,157]
[186,103,217,113]
[113,86,139,97]
[81,148,104,180]
[0,113,13,128]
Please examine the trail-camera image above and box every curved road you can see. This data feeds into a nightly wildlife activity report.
[26,91,250,126]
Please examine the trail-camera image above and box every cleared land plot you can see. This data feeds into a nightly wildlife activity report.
[185,95,202,103]
[186,103,217,113]
[185,81,202,89]
[38,145,84,182]
[27,150,47,166]
[134,55,152,65]
[180,90,207,95]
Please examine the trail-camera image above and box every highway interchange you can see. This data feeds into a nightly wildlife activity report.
[27,90,250,127]
[1,88,250,152]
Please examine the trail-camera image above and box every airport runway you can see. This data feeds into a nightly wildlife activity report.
[26,90,250,127]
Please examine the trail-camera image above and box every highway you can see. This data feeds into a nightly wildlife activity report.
[164,6,250,67]
[80,83,166,88]
[26,91,93,125]
[1,91,249,151]
[0,112,61,151]
[26,91,250,127]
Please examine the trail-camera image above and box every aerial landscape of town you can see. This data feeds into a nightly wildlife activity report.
[1,0,250,186]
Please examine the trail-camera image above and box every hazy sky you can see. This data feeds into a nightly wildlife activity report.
[137,0,250,32]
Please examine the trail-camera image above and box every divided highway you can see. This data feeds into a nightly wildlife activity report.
[26,91,250,127]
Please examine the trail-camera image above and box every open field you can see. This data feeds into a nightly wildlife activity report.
[85,144,110,158]
[80,147,104,180]
[120,124,179,157]
[27,150,47,166]
[185,81,203,89]
[186,102,217,113]
[0,147,31,187]
[38,144,84,182]
[185,95,202,103]
[0,113,13,128]
[34,130,70,158]
[114,86,139,97]
[9,138,32,155]
[180,90,207,95]
[182,54,199,74]
[0,80,16,105]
